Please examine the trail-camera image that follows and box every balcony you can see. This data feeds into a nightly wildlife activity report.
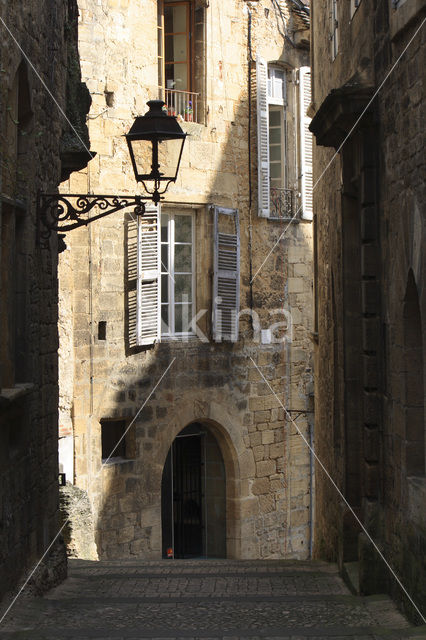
[165,89,200,124]
[270,187,297,219]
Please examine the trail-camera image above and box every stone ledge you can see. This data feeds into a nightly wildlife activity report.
[407,476,426,528]
[0,383,35,408]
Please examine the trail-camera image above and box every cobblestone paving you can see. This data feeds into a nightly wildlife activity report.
[1,559,425,639]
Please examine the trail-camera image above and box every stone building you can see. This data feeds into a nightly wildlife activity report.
[59,0,314,560]
[0,0,91,600]
[310,0,425,622]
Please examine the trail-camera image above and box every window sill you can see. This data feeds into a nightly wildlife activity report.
[0,383,35,409]
[0,193,27,212]
[161,334,198,342]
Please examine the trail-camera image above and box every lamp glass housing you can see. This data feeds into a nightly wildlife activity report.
[128,137,185,182]
[126,100,186,186]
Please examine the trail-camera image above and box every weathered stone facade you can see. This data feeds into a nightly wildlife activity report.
[59,0,314,561]
[0,0,91,601]
[310,0,425,623]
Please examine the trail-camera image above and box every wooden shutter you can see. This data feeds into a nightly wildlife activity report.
[299,66,313,221]
[256,55,270,218]
[136,204,161,345]
[331,0,339,59]
[212,206,240,342]
[127,214,139,349]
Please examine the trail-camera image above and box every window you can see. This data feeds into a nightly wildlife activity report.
[101,420,127,461]
[158,0,205,123]
[268,67,286,105]
[101,419,136,463]
[161,211,195,336]
[256,57,312,220]
[268,67,288,194]
[331,0,339,60]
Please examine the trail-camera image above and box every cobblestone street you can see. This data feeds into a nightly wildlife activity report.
[1,559,425,639]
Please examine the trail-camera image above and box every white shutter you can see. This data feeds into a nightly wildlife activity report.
[256,55,270,218]
[127,215,138,349]
[299,67,313,221]
[331,0,339,59]
[212,206,240,342]
[137,204,161,345]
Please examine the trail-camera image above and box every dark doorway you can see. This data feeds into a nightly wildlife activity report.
[161,423,226,559]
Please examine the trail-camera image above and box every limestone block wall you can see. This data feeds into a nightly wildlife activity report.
[59,0,314,560]
[311,0,425,622]
[0,0,83,600]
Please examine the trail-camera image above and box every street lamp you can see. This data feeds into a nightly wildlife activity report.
[125,100,187,204]
[38,100,187,243]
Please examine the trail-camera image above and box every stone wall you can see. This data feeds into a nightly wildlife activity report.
[310,0,425,622]
[59,0,314,560]
[0,0,89,601]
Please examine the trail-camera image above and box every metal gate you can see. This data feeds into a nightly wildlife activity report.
[161,425,207,558]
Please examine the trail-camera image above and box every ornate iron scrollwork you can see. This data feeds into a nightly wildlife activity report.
[38,193,147,240]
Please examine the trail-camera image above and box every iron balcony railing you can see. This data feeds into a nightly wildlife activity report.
[270,187,297,219]
[165,89,200,123]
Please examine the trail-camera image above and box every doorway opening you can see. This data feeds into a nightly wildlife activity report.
[161,422,226,558]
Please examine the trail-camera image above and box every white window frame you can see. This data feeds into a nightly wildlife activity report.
[331,0,339,60]
[160,210,196,338]
[268,66,287,107]
[268,104,287,191]
[350,0,361,18]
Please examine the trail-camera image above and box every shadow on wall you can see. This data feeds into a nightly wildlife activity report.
[91,32,312,561]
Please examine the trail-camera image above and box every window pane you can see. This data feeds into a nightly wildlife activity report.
[161,244,169,272]
[269,127,281,144]
[175,244,192,272]
[175,215,192,242]
[165,34,187,63]
[161,214,169,242]
[270,163,281,180]
[174,274,192,302]
[165,63,188,90]
[175,303,192,333]
[269,110,281,127]
[270,145,281,162]
[161,274,169,303]
[161,304,169,332]
[165,4,187,33]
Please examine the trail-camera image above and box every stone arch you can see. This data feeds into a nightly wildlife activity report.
[160,416,241,559]
[403,269,424,476]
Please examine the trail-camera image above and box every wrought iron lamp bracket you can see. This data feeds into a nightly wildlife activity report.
[37,192,149,241]
[140,179,174,205]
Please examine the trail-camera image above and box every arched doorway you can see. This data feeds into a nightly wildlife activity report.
[161,423,226,558]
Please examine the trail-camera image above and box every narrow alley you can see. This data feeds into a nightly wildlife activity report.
[2,559,422,639]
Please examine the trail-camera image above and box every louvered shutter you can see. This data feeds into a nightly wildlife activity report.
[212,206,240,342]
[127,215,138,349]
[299,67,313,221]
[256,55,270,218]
[136,204,161,345]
